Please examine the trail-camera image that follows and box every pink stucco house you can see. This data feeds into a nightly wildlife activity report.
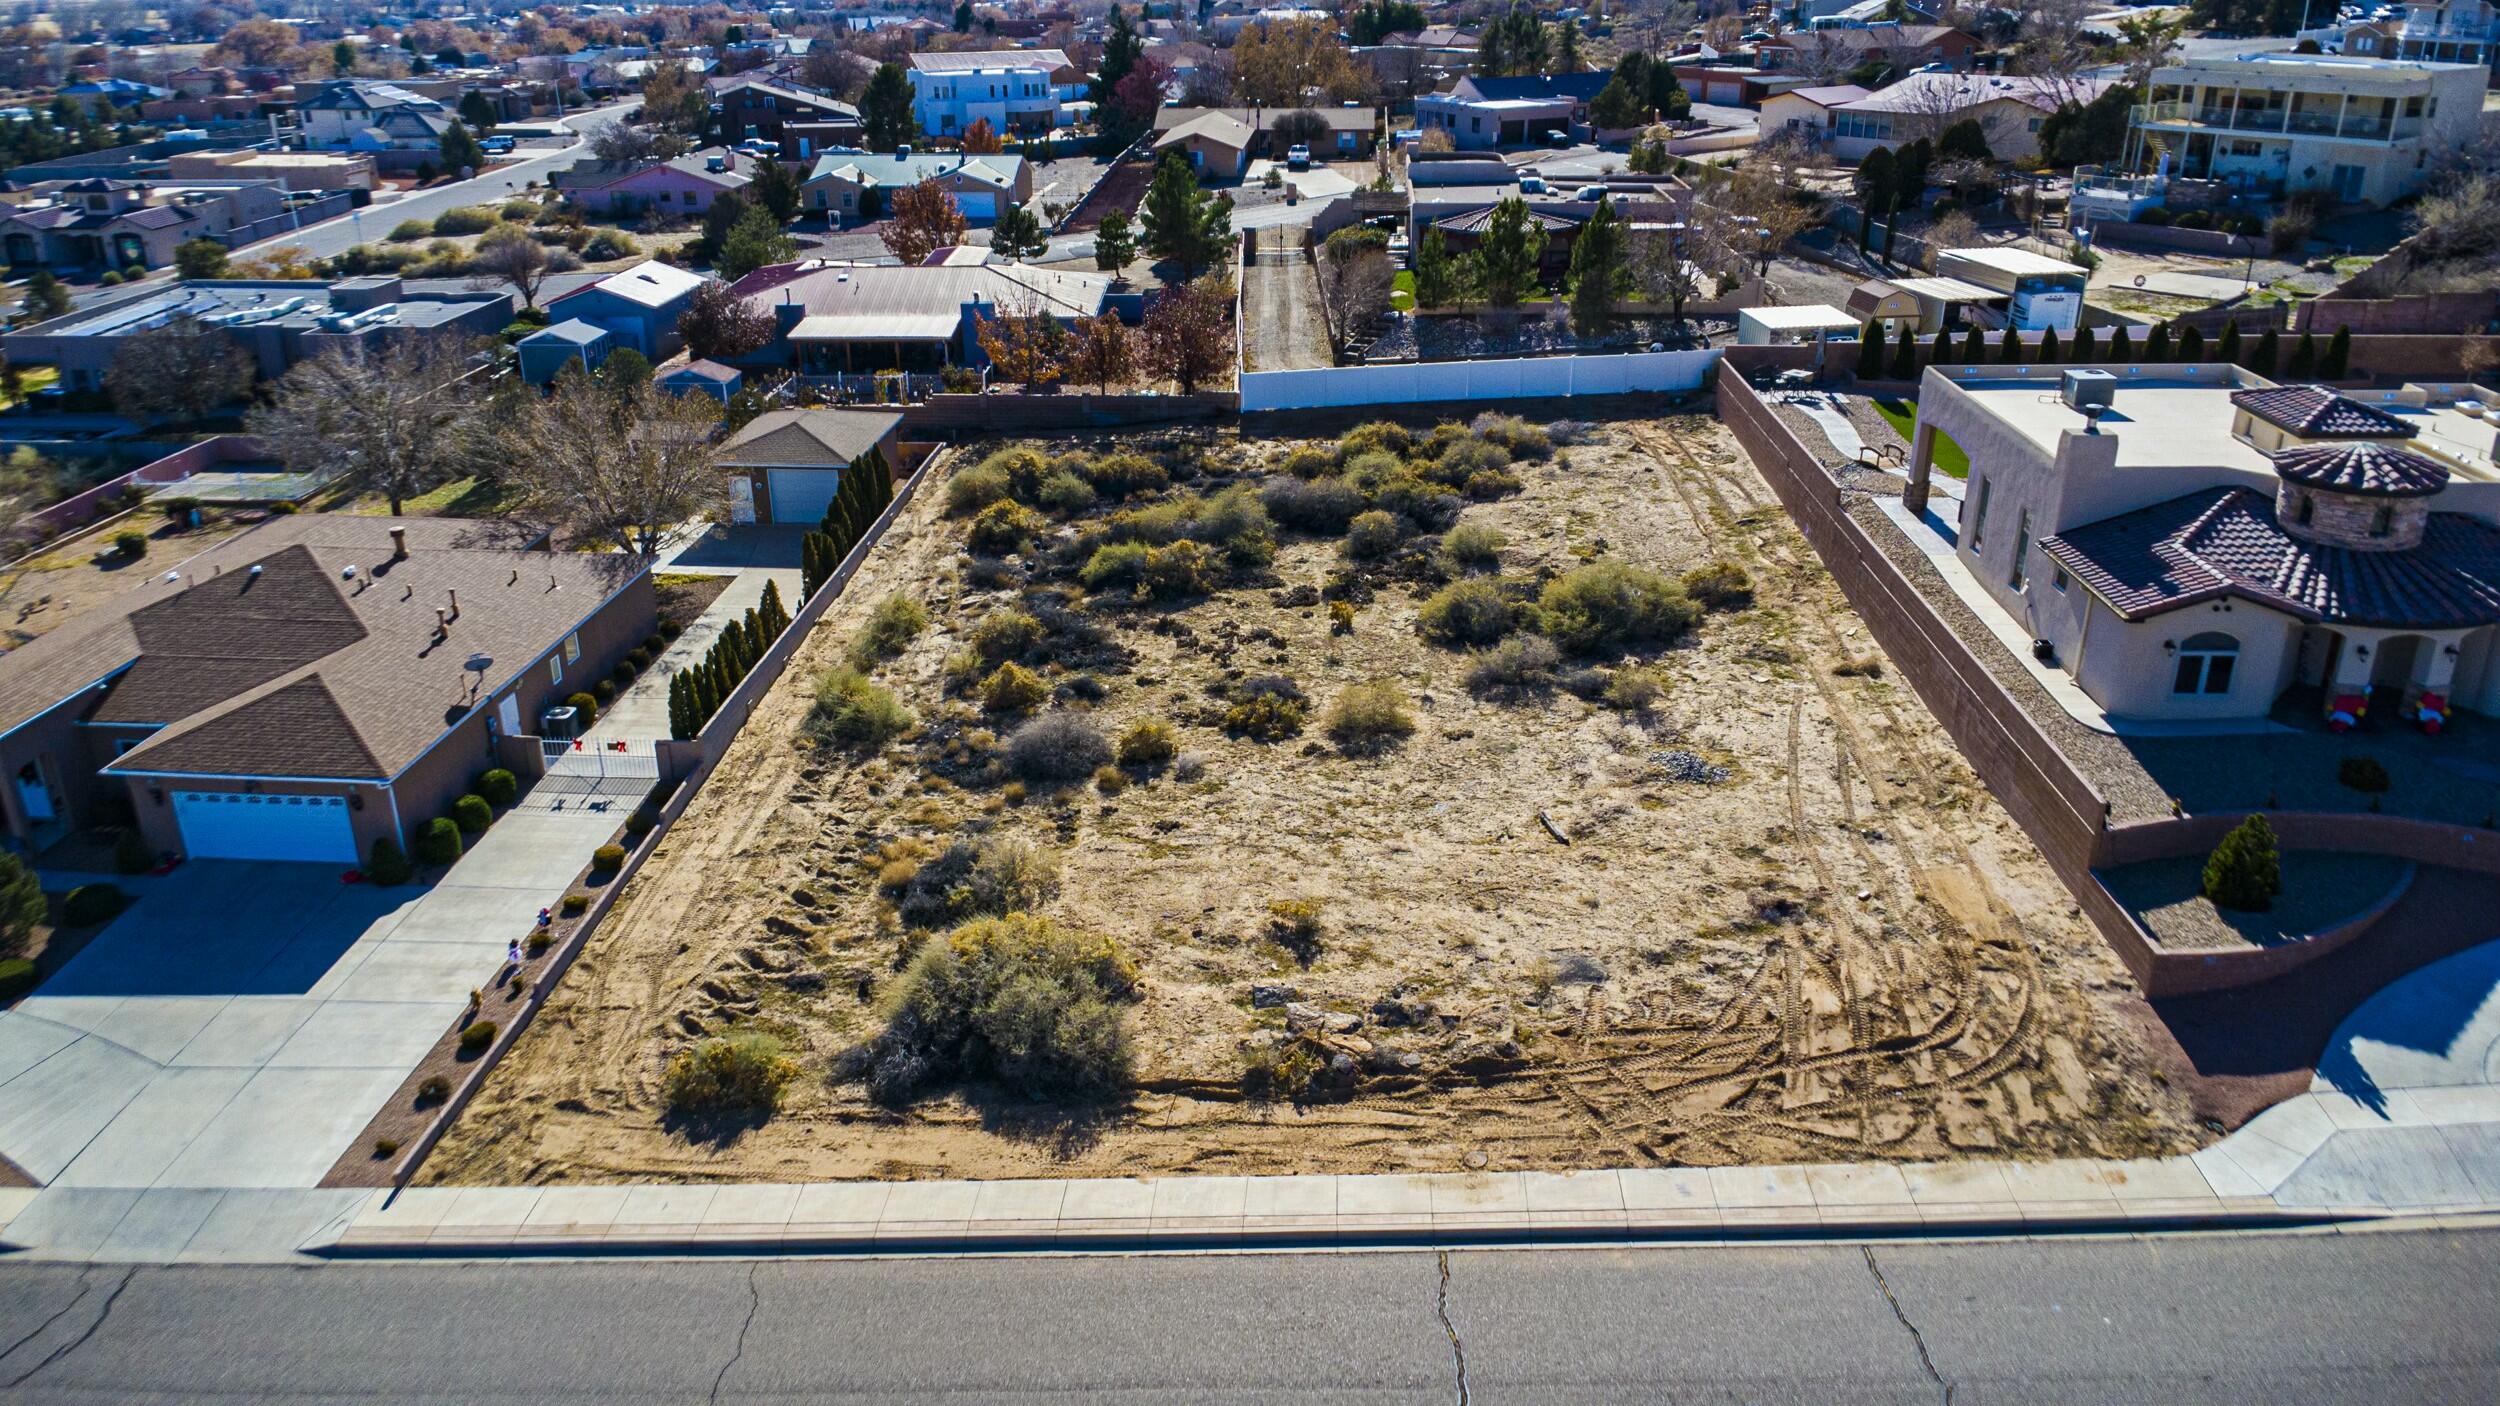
[550,147,757,218]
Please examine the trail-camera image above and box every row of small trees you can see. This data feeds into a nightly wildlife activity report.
[1856,320,2354,381]
[799,447,897,600]
[972,277,1235,395]
[666,580,793,741]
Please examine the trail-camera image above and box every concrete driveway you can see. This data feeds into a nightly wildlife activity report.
[0,805,619,1193]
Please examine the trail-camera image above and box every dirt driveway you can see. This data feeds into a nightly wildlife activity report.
[1240,224,1332,373]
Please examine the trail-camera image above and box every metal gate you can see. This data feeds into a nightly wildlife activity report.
[529,738,661,810]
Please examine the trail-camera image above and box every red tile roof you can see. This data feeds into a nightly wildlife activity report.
[2229,384,2417,440]
[2039,488,2500,630]
[2273,441,2450,498]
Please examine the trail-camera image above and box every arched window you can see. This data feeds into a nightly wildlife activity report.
[2173,631,2239,696]
[2372,505,2395,537]
[2296,493,2315,526]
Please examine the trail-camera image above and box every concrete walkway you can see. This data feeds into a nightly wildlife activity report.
[581,567,800,747]
[8,935,2500,1262]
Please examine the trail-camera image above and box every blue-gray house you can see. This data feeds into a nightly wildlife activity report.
[517,319,612,386]
[538,259,709,361]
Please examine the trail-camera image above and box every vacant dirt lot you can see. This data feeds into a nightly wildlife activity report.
[427,415,2200,1185]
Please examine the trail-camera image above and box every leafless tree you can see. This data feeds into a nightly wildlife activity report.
[2011,0,2101,88]
[587,118,687,164]
[1315,230,1394,356]
[248,333,485,515]
[104,315,256,424]
[469,226,555,310]
[488,371,725,557]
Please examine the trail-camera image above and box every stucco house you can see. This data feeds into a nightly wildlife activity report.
[0,515,653,864]
[1901,368,2500,725]
[907,48,1075,138]
[0,178,286,275]
[803,147,1030,223]
[516,319,614,386]
[540,260,709,360]
[551,148,756,217]
[728,259,1113,375]
[720,409,905,525]
[1154,111,1255,180]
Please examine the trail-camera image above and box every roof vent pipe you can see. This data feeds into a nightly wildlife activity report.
[447,587,459,619]
[435,607,449,638]
[389,525,408,560]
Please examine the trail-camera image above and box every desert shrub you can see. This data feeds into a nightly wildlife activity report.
[458,1020,497,1055]
[1338,449,1403,487]
[624,807,656,839]
[1537,562,1700,655]
[560,892,589,916]
[853,913,1136,1103]
[432,206,495,235]
[1602,665,1670,712]
[1220,675,1308,741]
[1470,412,1552,459]
[1261,474,1365,534]
[1140,540,1214,599]
[476,768,518,807]
[451,794,493,836]
[1431,436,1512,485]
[591,844,625,872]
[979,660,1049,714]
[62,883,125,927]
[1324,680,1416,752]
[566,691,598,726]
[973,445,1050,501]
[1036,470,1097,514]
[1079,541,1150,592]
[414,818,463,866]
[947,461,1012,515]
[112,529,147,558]
[1268,898,1324,959]
[593,678,617,705]
[1195,482,1273,550]
[809,666,914,748]
[1681,561,1754,610]
[366,838,413,886]
[1116,718,1178,768]
[850,593,927,665]
[968,608,1045,663]
[1466,634,1561,694]
[2338,756,2391,793]
[1463,469,1522,500]
[1371,476,1464,531]
[1329,600,1356,634]
[1338,420,1412,458]
[1343,510,1403,560]
[1240,1039,1322,1102]
[1417,578,1519,646]
[663,1032,800,1117]
[1441,522,1506,570]
[1083,452,1169,498]
[965,499,1046,555]
[1093,764,1128,794]
[417,1075,451,1103]
[1005,711,1112,782]
[1173,752,1206,781]
[2201,814,2282,912]
[1280,447,1333,479]
[388,218,431,241]
[501,199,540,221]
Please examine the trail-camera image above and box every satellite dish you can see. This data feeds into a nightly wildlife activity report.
[465,653,494,675]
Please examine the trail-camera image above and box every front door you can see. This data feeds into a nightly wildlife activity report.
[498,693,523,737]
[14,761,54,822]
[2332,164,2365,202]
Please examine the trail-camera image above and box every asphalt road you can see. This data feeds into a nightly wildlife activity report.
[1,1230,2494,1402]
[228,101,638,263]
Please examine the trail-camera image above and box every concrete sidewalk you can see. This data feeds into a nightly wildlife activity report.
[10,935,2500,1263]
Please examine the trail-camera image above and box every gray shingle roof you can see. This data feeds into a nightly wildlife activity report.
[2039,488,2500,630]
[720,409,902,468]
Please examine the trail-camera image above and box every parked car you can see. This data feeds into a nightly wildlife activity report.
[1286,144,1311,170]
[480,135,515,154]
[1388,231,1410,265]
[1574,184,1606,200]
[1545,129,1569,147]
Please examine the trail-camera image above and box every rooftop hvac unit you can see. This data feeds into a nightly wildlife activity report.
[540,705,582,740]
[2061,368,2116,411]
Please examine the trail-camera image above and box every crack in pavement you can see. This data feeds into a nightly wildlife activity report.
[1434,1250,1469,1406]
[1863,1246,1952,1406]
[1,1266,134,1390]
[709,1262,761,1405]
[0,1268,101,1369]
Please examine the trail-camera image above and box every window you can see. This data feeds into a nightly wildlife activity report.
[2296,493,2314,525]
[2008,510,2031,590]
[564,632,582,663]
[2172,632,2239,695]
[2052,566,2068,593]
[2372,505,2394,537]
[1967,476,1991,553]
[550,653,565,685]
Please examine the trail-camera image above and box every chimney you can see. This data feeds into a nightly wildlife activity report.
[447,587,460,619]
[389,525,407,560]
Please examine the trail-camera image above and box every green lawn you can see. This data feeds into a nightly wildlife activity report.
[1390,270,1415,311]
[1872,398,1969,479]
[0,365,58,410]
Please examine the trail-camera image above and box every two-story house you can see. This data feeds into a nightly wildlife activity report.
[2122,53,2486,208]
[907,49,1074,138]
[708,79,864,161]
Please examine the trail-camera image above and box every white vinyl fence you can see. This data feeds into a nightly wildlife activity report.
[1238,348,1720,412]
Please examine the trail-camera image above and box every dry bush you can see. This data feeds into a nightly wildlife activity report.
[946,462,1012,516]
[1342,509,1404,560]
[662,1032,800,1118]
[979,661,1049,715]
[808,667,914,748]
[1324,680,1416,753]
[1417,578,1519,646]
[849,592,927,666]
[1440,522,1507,571]
[1115,718,1178,768]
[847,913,1136,1105]
[965,500,1046,556]
[1537,562,1700,655]
[898,834,1060,928]
[1601,665,1670,712]
[1005,711,1112,782]
[1222,676,1308,741]
[1267,898,1324,961]
[1262,474,1366,534]
[1466,634,1561,695]
[969,608,1046,663]
[1680,560,1753,610]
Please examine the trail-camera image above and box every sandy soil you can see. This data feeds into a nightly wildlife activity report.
[425,417,2202,1186]
[0,515,252,651]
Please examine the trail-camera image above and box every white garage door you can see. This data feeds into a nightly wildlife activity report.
[957,192,997,220]
[174,791,357,864]
[766,468,844,525]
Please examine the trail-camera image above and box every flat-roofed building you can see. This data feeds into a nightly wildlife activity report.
[1900,363,2500,724]
[2122,53,2485,208]
[1933,247,2088,332]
